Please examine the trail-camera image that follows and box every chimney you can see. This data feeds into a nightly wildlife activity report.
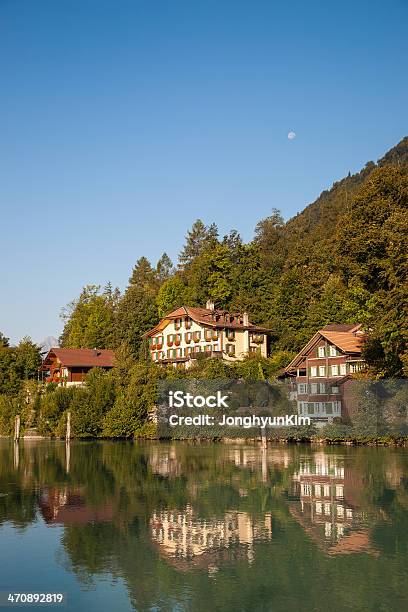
[206,300,215,311]
[243,312,249,326]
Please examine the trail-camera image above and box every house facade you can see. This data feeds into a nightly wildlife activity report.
[40,348,115,386]
[284,324,366,425]
[143,301,269,366]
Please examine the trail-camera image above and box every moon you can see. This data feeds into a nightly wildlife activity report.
[287,131,296,140]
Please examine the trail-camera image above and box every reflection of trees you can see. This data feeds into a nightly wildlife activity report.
[1,440,408,610]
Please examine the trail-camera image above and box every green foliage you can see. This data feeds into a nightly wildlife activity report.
[156,275,187,317]
[0,395,20,435]
[0,331,9,347]
[114,285,158,356]
[0,337,42,395]
[178,219,218,269]
[60,284,119,349]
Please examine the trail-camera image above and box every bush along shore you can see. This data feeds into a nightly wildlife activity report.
[0,353,407,446]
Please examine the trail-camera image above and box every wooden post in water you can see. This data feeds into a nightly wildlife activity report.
[261,427,267,449]
[14,415,20,441]
[66,411,71,442]
[14,441,19,470]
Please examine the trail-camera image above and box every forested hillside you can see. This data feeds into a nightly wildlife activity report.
[56,137,408,377]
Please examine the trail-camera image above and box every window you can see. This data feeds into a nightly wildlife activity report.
[310,383,318,394]
[329,345,337,357]
[174,318,182,330]
[185,332,192,343]
[316,502,322,514]
[213,344,219,352]
[331,386,339,394]
[319,382,326,394]
[298,383,307,394]
[319,365,326,376]
[310,366,317,377]
[331,364,339,376]
[226,344,235,356]
[226,329,235,341]
[301,483,312,496]
[340,363,347,375]
[337,505,344,517]
[318,346,325,357]
[349,362,363,373]
[193,331,201,341]
[325,403,333,414]
[185,317,192,329]
[307,404,315,415]
[323,485,330,497]
[205,345,212,352]
[336,485,344,498]
[204,329,212,341]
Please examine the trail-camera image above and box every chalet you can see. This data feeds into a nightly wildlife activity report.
[40,348,115,386]
[143,300,270,366]
[284,324,366,425]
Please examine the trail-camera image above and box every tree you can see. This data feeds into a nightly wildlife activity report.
[178,220,219,268]
[156,253,174,282]
[335,164,408,376]
[0,331,9,347]
[129,257,158,291]
[114,285,158,355]
[156,276,188,317]
[14,337,42,380]
[60,285,118,349]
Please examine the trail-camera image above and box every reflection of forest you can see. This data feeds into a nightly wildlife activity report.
[1,440,408,612]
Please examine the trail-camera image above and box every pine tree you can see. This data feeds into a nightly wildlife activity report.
[178,219,219,268]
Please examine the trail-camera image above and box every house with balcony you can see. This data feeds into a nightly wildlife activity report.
[143,300,270,366]
[284,324,366,425]
[40,347,115,386]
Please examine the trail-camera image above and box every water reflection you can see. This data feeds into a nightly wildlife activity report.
[0,440,408,612]
[150,506,272,570]
[289,452,376,555]
[39,487,114,525]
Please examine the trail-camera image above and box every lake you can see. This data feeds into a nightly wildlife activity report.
[0,439,407,611]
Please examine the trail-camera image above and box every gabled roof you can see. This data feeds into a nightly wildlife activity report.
[143,305,271,337]
[40,348,115,370]
[285,324,365,372]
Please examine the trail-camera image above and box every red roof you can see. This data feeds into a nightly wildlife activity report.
[40,348,115,370]
[144,305,270,337]
[285,324,366,372]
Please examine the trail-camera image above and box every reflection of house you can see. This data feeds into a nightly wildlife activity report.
[39,487,114,524]
[284,324,366,425]
[40,348,115,386]
[150,505,272,570]
[143,301,269,366]
[289,453,376,556]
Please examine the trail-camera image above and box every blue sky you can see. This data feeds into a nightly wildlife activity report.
[0,0,407,345]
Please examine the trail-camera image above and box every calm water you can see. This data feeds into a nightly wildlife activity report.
[0,440,407,612]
